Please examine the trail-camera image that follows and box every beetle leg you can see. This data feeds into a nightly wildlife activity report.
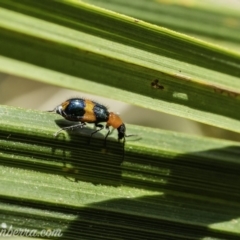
[88,123,104,144]
[53,122,86,137]
[104,125,111,147]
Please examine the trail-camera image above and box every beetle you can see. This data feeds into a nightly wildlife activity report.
[49,98,134,144]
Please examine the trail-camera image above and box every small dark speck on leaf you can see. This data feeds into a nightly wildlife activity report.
[151,79,164,90]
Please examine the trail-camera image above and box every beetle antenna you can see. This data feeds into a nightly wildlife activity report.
[46,109,56,113]
[125,134,137,138]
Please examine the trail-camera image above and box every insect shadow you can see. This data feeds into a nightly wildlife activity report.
[51,119,124,186]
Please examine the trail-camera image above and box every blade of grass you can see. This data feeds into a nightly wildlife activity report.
[0,105,240,239]
[0,0,239,134]
[83,0,240,51]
